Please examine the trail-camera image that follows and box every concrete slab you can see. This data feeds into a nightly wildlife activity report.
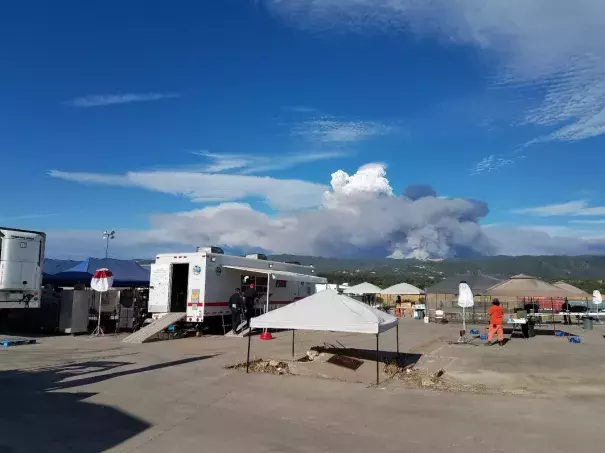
[1,320,605,452]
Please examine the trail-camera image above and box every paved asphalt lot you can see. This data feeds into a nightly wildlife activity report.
[1,319,605,452]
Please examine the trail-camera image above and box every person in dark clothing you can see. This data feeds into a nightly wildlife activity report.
[561,299,571,325]
[228,288,243,334]
[243,283,258,325]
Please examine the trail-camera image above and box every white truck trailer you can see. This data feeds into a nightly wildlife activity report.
[148,247,327,324]
[0,227,46,309]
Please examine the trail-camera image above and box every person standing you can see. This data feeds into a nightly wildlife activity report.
[562,297,572,325]
[486,299,505,346]
[243,282,258,326]
[228,288,243,334]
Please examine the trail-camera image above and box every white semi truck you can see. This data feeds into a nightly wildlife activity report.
[0,227,46,309]
[148,247,327,324]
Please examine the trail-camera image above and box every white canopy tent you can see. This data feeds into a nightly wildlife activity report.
[247,290,399,384]
[380,282,425,295]
[342,282,382,295]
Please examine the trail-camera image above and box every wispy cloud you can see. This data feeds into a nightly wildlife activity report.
[67,93,180,107]
[570,219,605,225]
[471,154,515,175]
[512,200,605,217]
[284,105,317,113]
[192,150,346,174]
[48,169,327,210]
[266,0,605,143]
[291,116,397,143]
[0,213,60,222]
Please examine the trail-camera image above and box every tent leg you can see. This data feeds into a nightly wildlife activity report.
[246,331,251,373]
[551,298,555,333]
[292,330,295,358]
[376,334,379,385]
[396,322,400,358]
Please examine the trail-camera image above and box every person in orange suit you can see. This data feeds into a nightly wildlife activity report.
[486,299,505,346]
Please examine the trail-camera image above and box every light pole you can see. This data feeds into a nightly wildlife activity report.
[103,230,115,258]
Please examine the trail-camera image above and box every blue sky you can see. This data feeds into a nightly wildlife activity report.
[2,0,605,259]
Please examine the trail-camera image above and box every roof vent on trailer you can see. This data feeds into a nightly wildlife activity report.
[196,246,225,254]
[245,253,268,260]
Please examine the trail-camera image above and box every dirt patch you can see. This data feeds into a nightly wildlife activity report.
[384,362,497,395]
[227,359,291,375]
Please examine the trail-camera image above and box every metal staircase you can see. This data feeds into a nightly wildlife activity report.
[121,312,186,344]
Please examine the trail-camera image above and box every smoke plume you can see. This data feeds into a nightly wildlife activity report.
[148,163,494,259]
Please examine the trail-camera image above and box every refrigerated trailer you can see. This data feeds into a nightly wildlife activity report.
[0,227,45,308]
[148,249,327,323]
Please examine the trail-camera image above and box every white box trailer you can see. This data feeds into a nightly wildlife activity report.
[0,227,45,308]
[148,250,327,323]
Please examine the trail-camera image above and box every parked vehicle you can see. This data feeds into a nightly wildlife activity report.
[0,227,45,309]
[148,246,326,325]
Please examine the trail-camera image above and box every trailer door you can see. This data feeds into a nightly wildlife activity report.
[148,264,172,313]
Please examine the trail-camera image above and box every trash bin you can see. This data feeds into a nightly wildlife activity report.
[583,316,593,331]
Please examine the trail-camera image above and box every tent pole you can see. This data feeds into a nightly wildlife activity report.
[292,330,295,358]
[98,292,102,334]
[551,298,555,333]
[396,322,400,358]
[246,331,251,373]
[263,271,270,335]
[376,333,379,385]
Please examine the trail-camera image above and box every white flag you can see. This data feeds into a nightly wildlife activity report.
[593,290,603,305]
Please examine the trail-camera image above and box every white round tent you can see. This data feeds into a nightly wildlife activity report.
[380,282,424,295]
[342,282,382,295]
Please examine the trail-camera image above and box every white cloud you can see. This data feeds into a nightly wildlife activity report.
[513,200,605,217]
[48,169,327,210]
[284,105,317,113]
[291,117,397,143]
[49,163,493,259]
[46,163,605,259]
[192,150,346,174]
[485,226,605,256]
[570,219,605,225]
[471,154,515,175]
[0,213,59,222]
[67,93,180,107]
[266,0,605,142]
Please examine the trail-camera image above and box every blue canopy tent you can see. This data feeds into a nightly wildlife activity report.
[43,259,81,277]
[43,258,150,287]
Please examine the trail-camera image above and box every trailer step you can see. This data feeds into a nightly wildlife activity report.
[224,327,251,338]
[1,338,37,347]
[121,313,187,344]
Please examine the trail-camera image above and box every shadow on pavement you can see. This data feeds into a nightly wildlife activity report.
[311,346,422,367]
[0,355,216,452]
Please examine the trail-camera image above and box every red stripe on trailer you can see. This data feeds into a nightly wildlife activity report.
[201,299,304,307]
